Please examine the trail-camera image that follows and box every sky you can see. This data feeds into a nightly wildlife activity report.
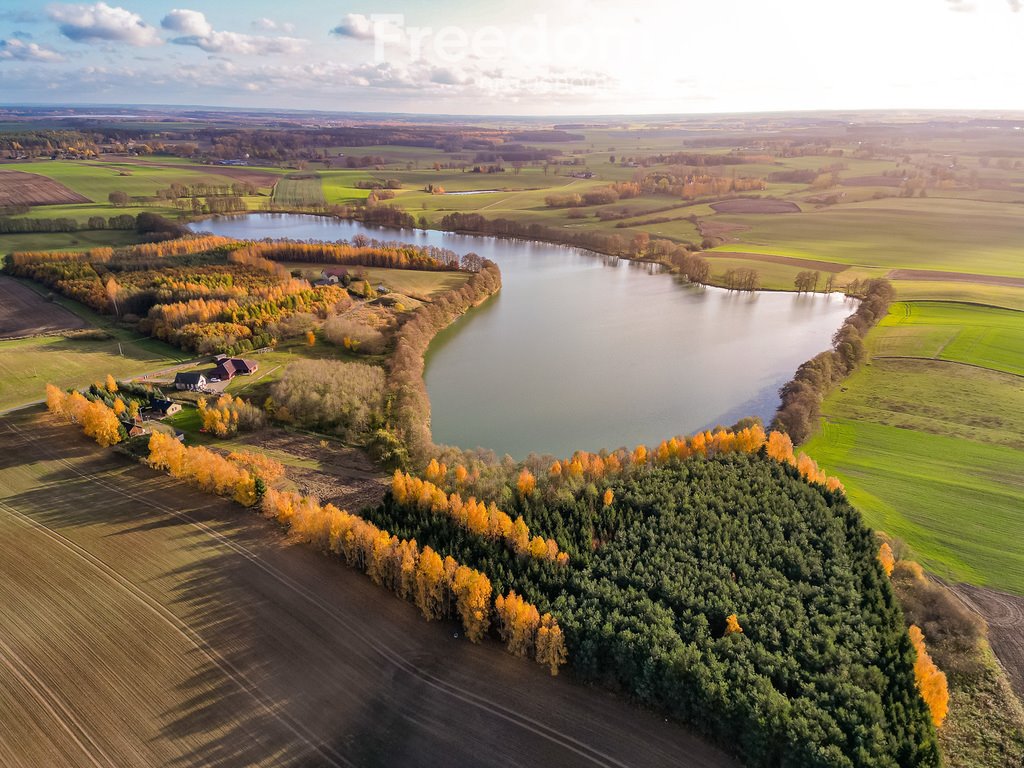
[1,0,1023,115]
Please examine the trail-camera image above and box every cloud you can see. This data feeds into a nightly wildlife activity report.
[161,9,212,37]
[1009,0,1022,10]
[252,17,295,33]
[330,13,375,40]
[0,38,64,62]
[945,0,977,11]
[162,9,305,55]
[429,66,473,86]
[48,2,162,46]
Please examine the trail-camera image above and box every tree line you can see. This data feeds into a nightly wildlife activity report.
[772,279,896,442]
[387,258,502,464]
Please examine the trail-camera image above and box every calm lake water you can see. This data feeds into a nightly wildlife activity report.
[190,214,854,458]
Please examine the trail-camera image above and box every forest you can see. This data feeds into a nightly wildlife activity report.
[4,234,472,356]
[364,437,941,768]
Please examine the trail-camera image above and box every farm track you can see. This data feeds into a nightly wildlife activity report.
[886,269,1024,288]
[950,583,1024,701]
[0,411,734,768]
[702,250,846,273]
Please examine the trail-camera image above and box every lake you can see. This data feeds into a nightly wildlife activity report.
[190,214,854,458]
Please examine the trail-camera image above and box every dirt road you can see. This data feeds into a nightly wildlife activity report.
[0,411,734,768]
[951,583,1024,701]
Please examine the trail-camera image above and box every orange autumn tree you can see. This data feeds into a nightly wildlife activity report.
[725,614,744,636]
[391,470,567,565]
[451,566,492,643]
[46,384,122,447]
[495,590,541,657]
[878,542,895,577]
[148,431,256,506]
[516,468,536,497]
[45,384,67,418]
[909,625,949,727]
[536,613,568,675]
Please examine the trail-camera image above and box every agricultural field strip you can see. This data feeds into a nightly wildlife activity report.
[0,626,113,768]
[0,493,350,768]
[1,421,640,768]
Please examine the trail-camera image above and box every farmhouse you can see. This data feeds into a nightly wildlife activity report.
[320,267,350,282]
[211,358,259,381]
[174,372,207,391]
[148,398,182,418]
[119,416,148,438]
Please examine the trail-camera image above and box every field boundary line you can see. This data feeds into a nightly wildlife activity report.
[870,355,1024,379]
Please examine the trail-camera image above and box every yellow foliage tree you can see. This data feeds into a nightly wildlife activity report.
[451,566,491,643]
[495,590,541,657]
[80,399,122,447]
[725,614,743,636]
[602,488,614,507]
[45,384,67,418]
[105,374,118,393]
[535,613,568,676]
[306,329,316,346]
[516,468,536,497]
[878,542,895,577]
[909,625,949,727]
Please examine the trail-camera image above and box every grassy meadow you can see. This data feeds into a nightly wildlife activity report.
[805,306,1024,593]
[871,302,1024,375]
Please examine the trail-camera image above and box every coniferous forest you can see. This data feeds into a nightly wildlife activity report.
[367,452,940,768]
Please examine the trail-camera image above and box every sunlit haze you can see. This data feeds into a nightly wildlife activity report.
[1,0,1023,114]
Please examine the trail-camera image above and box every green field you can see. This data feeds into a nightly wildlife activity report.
[805,301,1024,594]
[0,332,186,412]
[272,175,326,207]
[872,302,1024,376]
[807,416,1024,593]
[0,228,144,255]
[710,198,1024,278]
[2,159,252,202]
[889,280,1024,311]
[0,281,188,411]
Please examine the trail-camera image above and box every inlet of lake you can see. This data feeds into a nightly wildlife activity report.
[190,214,854,458]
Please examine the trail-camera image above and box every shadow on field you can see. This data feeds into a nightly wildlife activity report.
[1,411,737,768]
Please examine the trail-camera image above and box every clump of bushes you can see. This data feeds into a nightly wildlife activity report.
[324,314,387,355]
[268,358,386,439]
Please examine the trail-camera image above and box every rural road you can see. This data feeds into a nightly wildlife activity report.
[0,411,735,768]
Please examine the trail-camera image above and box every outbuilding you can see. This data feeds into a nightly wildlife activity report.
[174,372,207,391]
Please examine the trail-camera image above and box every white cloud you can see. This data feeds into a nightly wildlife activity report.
[161,9,212,37]
[252,17,295,33]
[0,38,64,62]
[48,2,161,47]
[161,9,305,55]
[330,13,375,40]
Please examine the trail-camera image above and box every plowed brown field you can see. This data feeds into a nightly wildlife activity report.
[0,411,734,768]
